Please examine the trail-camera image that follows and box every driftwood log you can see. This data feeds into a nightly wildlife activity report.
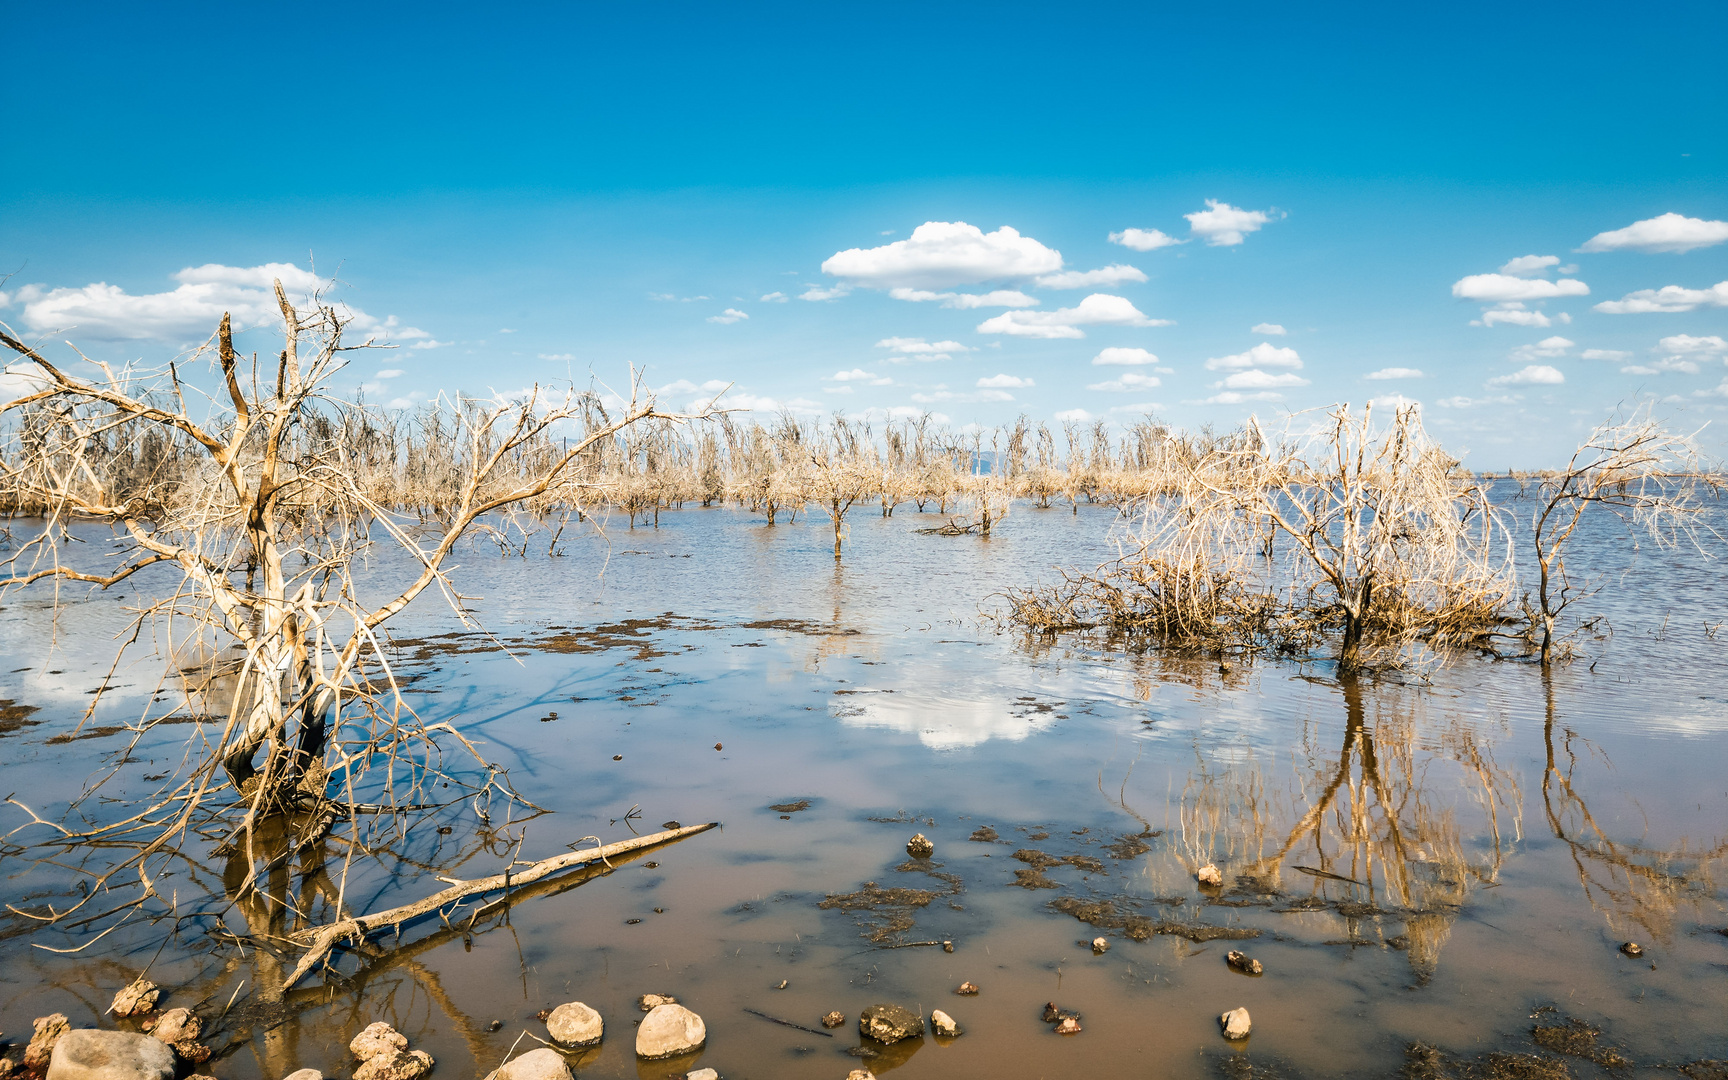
[283,821,718,987]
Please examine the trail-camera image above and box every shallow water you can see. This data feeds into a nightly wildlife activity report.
[2,499,1726,1079]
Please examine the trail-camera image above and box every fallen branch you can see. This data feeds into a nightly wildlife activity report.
[282,821,718,988]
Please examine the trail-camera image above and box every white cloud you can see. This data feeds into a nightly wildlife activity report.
[9,262,399,341]
[1498,254,1561,276]
[1220,369,1309,390]
[976,294,1169,339]
[1054,408,1095,422]
[1204,342,1302,371]
[1581,349,1632,361]
[1365,367,1424,380]
[1488,365,1565,386]
[876,336,974,354]
[1250,323,1286,335]
[706,392,822,414]
[1579,212,1728,254]
[760,291,788,302]
[1107,401,1163,414]
[1657,334,1728,357]
[498,328,517,334]
[1593,280,1728,314]
[374,368,404,379]
[1451,273,1590,302]
[1087,371,1162,392]
[799,284,852,302]
[1693,379,1728,399]
[1435,394,1518,408]
[888,287,1038,308]
[1508,336,1574,363]
[1370,393,1419,410]
[707,308,749,324]
[1477,306,1554,328]
[0,364,51,403]
[1185,200,1277,246]
[827,368,892,385]
[821,221,1063,289]
[911,386,1015,403]
[1198,390,1283,405]
[538,352,576,361]
[1622,358,1701,375]
[649,293,710,302]
[1091,347,1160,366]
[977,373,1034,388]
[1033,265,1147,289]
[858,405,950,424]
[1109,228,1187,251]
[654,378,731,397]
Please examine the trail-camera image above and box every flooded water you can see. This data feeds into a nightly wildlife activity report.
[2,495,1726,1079]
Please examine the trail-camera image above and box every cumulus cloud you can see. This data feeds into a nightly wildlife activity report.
[1087,371,1162,392]
[1365,367,1424,380]
[1488,365,1564,386]
[1593,280,1728,314]
[911,386,1015,404]
[888,287,1038,308]
[977,374,1034,389]
[1581,348,1632,361]
[1622,358,1701,375]
[1435,395,1518,408]
[1054,408,1095,422]
[975,294,1169,339]
[1476,305,1558,328]
[1198,390,1283,405]
[799,284,852,302]
[1693,379,1728,399]
[649,292,711,302]
[1220,369,1309,390]
[707,392,822,415]
[1658,334,1728,357]
[1109,228,1187,251]
[1507,336,1574,363]
[1091,347,1160,366]
[1185,200,1278,246]
[876,336,973,354]
[821,221,1063,289]
[1033,265,1147,289]
[7,262,418,342]
[538,352,576,361]
[1204,342,1302,371]
[827,368,893,385]
[858,405,950,424]
[1451,273,1590,303]
[1579,212,1728,254]
[1251,323,1287,335]
[760,291,788,302]
[707,308,749,324]
[1370,393,1419,410]
[1498,254,1561,276]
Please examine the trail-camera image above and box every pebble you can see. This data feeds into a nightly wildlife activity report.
[349,1023,409,1061]
[906,833,934,858]
[1054,1017,1082,1035]
[354,1050,434,1080]
[108,979,161,1018]
[636,1003,706,1059]
[638,994,679,1012]
[545,1001,604,1047]
[955,981,979,995]
[859,1004,923,1044]
[845,1071,878,1080]
[148,1010,199,1046]
[931,1010,961,1037]
[1197,864,1223,887]
[1620,942,1643,957]
[26,1016,72,1072]
[482,1047,571,1080]
[714,743,723,750]
[282,1071,323,1080]
[1220,1007,1252,1040]
[821,1012,846,1029]
[1091,937,1109,954]
[1226,950,1264,975]
[686,1070,719,1080]
[45,1030,175,1080]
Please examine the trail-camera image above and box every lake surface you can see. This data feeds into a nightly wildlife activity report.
[3,495,1726,1079]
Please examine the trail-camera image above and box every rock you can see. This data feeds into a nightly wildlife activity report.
[845,1072,878,1080]
[636,1004,706,1060]
[354,1049,433,1080]
[46,1030,175,1080]
[1091,937,1109,954]
[941,940,954,953]
[906,834,933,858]
[481,1048,570,1080]
[821,1012,846,1029]
[1220,1007,1252,1040]
[283,1070,323,1080]
[109,979,161,1018]
[1197,864,1223,887]
[25,1015,72,1072]
[637,994,678,1012]
[349,1023,409,1062]
[1620,942,1643,957]
[1054,1017,1082,1035]
[1,1059,16,1080]
[1226,950,1263,975]
[685,1070,719,1080]
[544,1002,603,1047]
[930,1010,960,1037]
[858,1004,922,1045]
[955,981,979,996]
[149,1010,199,1046]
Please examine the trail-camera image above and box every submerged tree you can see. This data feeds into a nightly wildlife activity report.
[0,281,706,943]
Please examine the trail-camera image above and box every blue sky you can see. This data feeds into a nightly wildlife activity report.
[4,1,1726,468]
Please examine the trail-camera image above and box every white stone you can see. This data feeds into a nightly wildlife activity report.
[545,1002,603,1047]
[930,1010,960,1037]
[1197,864,1223,886]
[685,1070,719,1080]
[46,1030,176,1080]
[636,1004,706,1060]
[349,1023,408,1061]
[1220,1007,1251,1040]
[481,1047,571,1080]
[283,1071,322,1080]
